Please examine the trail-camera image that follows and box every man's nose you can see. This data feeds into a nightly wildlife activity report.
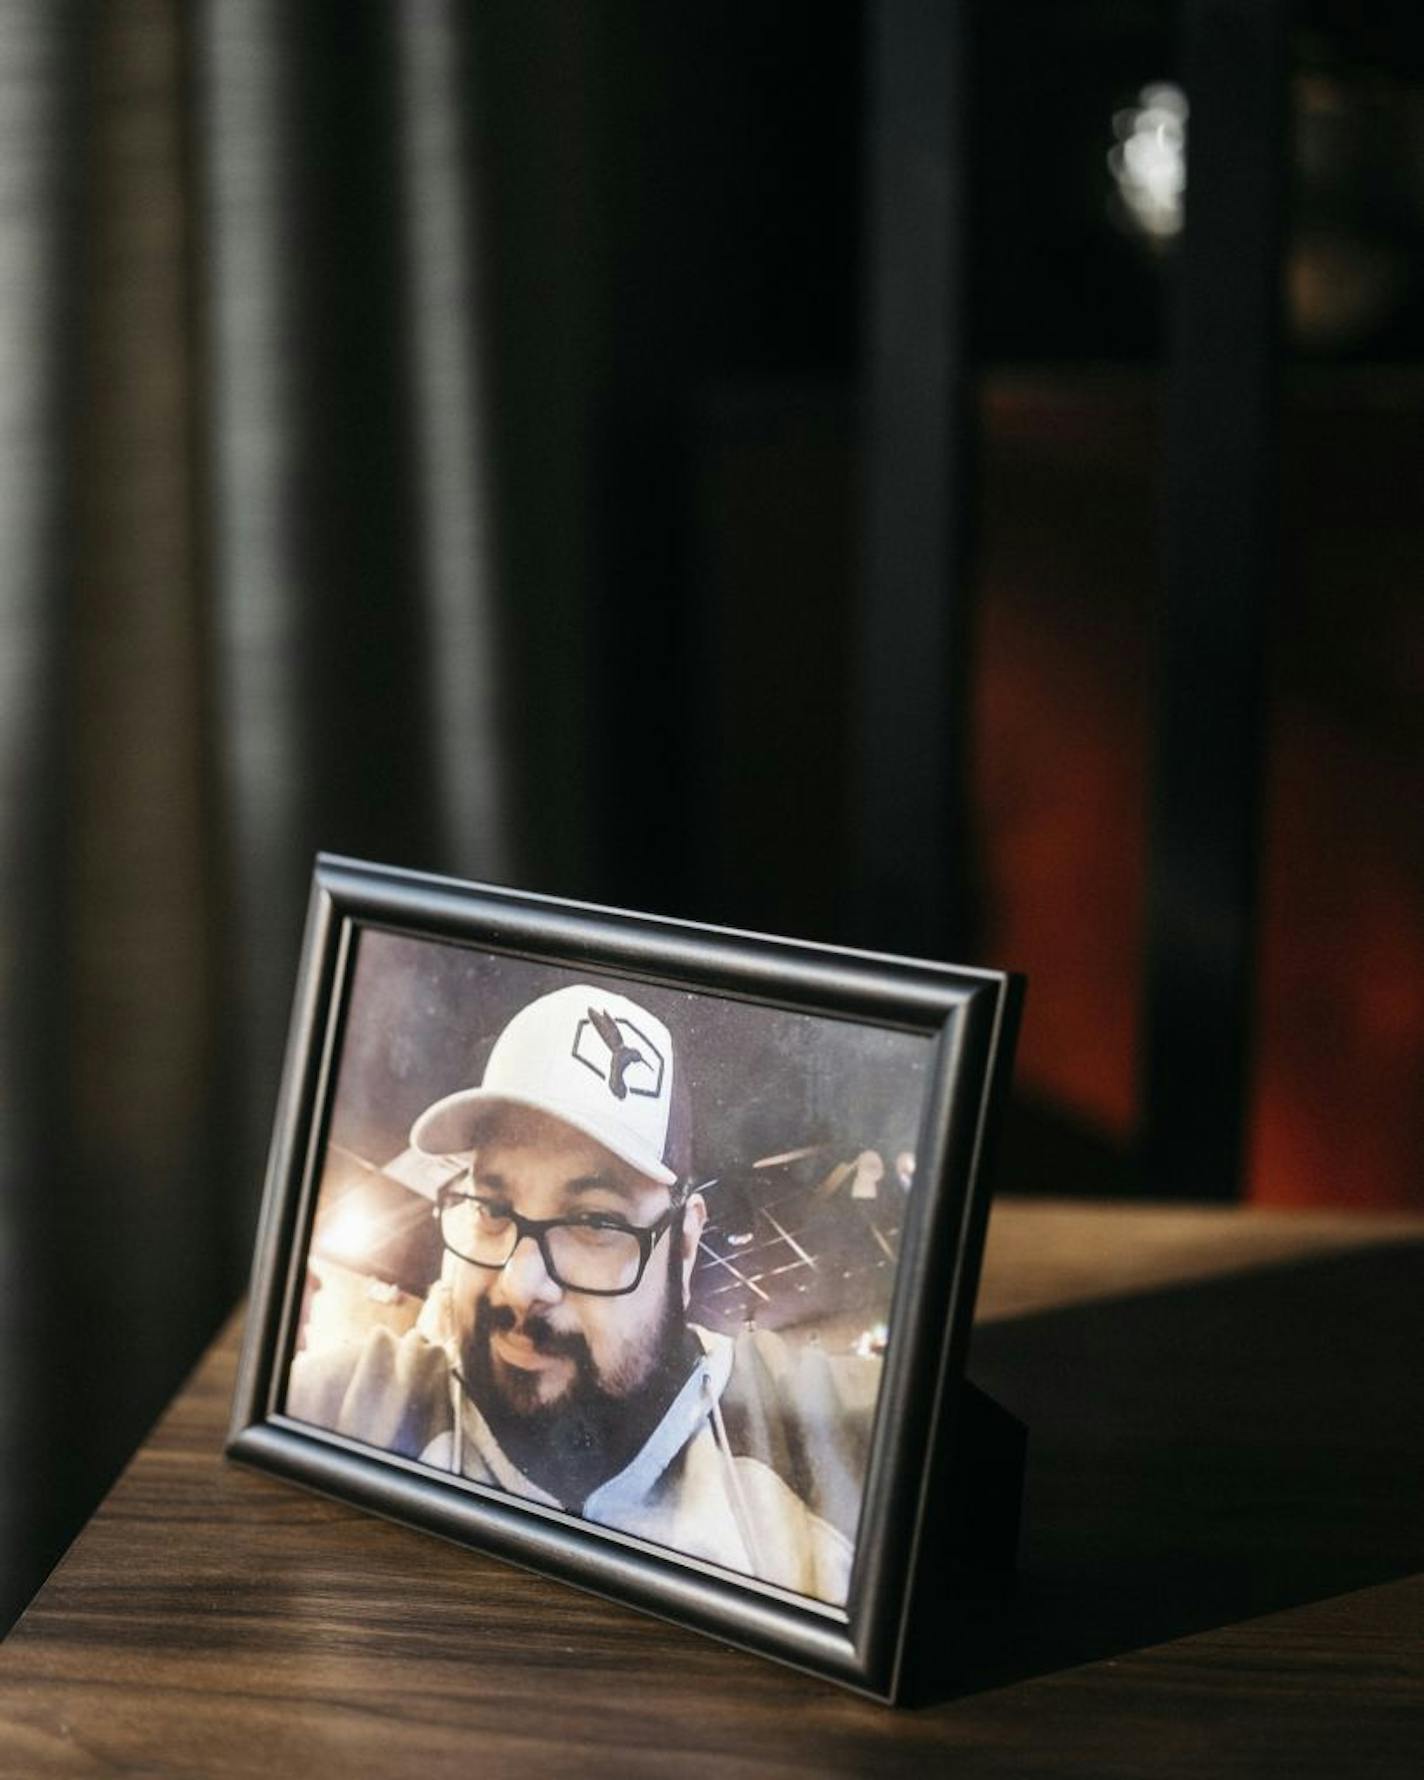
[493,1233,562,1311]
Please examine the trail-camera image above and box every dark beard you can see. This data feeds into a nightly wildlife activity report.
[460,1234,699,1510]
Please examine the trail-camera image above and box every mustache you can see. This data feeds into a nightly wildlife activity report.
[479,1299,587,1361]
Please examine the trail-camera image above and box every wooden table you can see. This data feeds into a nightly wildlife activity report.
[2,1201,1421,1778]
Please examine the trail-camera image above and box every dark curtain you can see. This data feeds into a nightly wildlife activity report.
[0,0,523,1630]
[0,0,864,1631]
[0,0,858,1635]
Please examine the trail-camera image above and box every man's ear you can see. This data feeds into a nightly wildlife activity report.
[678,1191,708,1308]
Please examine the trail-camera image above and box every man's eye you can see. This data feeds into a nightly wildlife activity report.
[472,1200,513,1228]
[563,1218,633,1249]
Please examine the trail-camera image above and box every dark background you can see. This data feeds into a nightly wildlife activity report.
[1,0,1421,1634]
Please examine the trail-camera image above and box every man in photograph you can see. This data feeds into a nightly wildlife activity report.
[287,983,879,1607]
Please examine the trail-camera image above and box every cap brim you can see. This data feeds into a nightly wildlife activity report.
[409,1088,677,1187]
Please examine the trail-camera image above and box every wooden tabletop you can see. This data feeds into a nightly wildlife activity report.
[2,1200,1421,1778]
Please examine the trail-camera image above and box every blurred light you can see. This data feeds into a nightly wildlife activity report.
[319,1197,381,1266]
[850,1150,883,1200]
[1109,82,1188,244]
[753,1145,823,1169]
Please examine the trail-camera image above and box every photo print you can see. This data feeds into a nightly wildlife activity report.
[284,928,933,1610]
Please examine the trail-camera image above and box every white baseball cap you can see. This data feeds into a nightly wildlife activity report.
[410,984,688,1187]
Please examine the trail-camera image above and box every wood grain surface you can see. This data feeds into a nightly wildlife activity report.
[1,1200,1421,1778]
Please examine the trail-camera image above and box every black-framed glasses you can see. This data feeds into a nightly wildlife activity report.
[434,1184,678,1297]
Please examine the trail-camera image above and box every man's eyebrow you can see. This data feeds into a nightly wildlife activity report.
[470,1169,508,1194]
[563,1171,638,1203]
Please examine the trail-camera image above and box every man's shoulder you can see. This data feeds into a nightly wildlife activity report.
[287,1325,453,1456]
[720,1326,881,1420]
[711,1325,881,1539]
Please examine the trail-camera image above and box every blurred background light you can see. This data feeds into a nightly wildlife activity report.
[1109,81,1189,246]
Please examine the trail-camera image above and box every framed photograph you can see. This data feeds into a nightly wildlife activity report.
[228,855,1023,1702]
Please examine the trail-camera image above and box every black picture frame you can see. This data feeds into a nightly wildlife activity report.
[227,855,1024,1703]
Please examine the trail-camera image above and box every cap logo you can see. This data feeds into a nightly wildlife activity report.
[574,1007,664,1102]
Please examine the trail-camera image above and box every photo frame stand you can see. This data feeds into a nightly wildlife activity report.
[944,1381,1026,1594]
[898,1380,1026,1702]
